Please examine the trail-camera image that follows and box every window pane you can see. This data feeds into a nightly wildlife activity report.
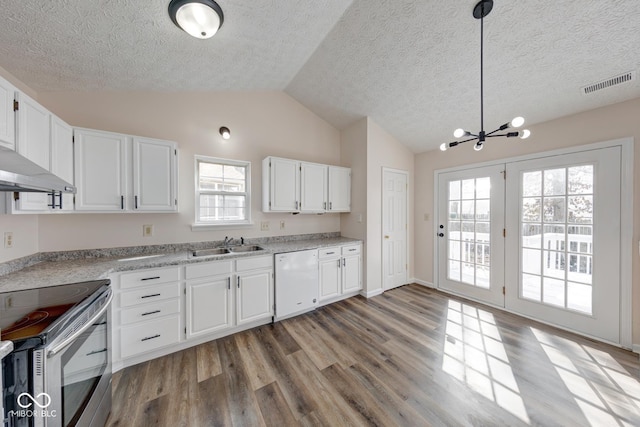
[449,240,461,261]
[543,250,565,279]
[448,221,461,240]
[522,198,541,222]
[522,274,541,301]
[196,158,250,223]
[522,248,541,275]
[543,277,565,307]
[449,201,460,220]
[449,260,461,281]
[476,266,490,289]
[476,177,490,199]
[543,197,566,223]
[462,179,475,199]
[544,168,566,196]
[523,171,542,197]
[461,201,474,220]
[476,199,490,220]
[568,196,592,224]
[461,263,475,284]
[449,181,461,200]
[522,224,542,248]
[567,282,592,314]
[568,165,593,195]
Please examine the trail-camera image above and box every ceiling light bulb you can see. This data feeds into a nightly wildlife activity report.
[473,141,484,151]
[219,126,231,139]
[520,129,531,139]
[510,116,525,128]
[169,0,224,39]
[439,143,448,152]
[453,128,465,138]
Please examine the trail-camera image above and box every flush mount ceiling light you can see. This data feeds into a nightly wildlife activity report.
[168,0,224,39]
[440,0,530,153]
[219,126,231,139]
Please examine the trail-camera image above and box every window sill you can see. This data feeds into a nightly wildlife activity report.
[191,222,255,231]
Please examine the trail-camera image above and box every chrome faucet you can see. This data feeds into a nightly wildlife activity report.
[223,236,231,246]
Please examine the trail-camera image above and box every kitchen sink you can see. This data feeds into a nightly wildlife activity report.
[191,247,231,257]
[229,245,265,253]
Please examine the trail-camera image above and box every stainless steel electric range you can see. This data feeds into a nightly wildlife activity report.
[1,280,112,427]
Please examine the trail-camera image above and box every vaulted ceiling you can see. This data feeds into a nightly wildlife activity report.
[2,0,639,152]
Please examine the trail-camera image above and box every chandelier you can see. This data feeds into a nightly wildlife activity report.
[440,0,530,152]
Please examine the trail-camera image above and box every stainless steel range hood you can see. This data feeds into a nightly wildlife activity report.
[0,147,76,193]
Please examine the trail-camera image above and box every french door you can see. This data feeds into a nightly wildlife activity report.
[437,164,505,306]
[504,147,621,344]
[437,146,622,344]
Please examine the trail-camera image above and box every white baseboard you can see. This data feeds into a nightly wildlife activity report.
[632,344,640,355]
[411,278,435,288]
[362,288,384,298]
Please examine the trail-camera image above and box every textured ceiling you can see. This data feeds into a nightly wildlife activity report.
[1,0,639,153]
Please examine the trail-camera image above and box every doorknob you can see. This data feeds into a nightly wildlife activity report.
[384,235,390,239]
[438,233,444,237]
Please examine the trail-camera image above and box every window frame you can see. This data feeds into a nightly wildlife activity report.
[194,155,251,227]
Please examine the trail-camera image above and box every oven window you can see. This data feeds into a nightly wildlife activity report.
[60,313,108,426]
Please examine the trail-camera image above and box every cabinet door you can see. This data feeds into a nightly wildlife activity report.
[13,93,52,212]
[74,128,128,211]
[342,255,362,293]
[186,277,232,338]
[132,137,177,211]
[0,76,15,149]
[236,270,273,325]
[319,258,341,301]
[51,115,74,211]
[328,166,351,212]
[268,157,299,211]
[16,92,50,171]
[300,162,328,213]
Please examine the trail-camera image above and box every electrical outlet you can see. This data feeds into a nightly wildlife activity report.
[357,213,363,223]
[4,232,13,249]
[261,221,270,231]
[280,220,285,230]
[143,224,153,237]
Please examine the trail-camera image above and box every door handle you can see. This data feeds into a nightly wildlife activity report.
[438,233,445,237]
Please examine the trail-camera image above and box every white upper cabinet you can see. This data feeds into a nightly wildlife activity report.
[16,92,50,171]
[74,128,177,212]
[74,128,128,211]
[300,162,327,213]
[263,157,299,212]
[0,76,15,150]
[50,114,74,211]
[263,156,351,213]
[328,166,351,212]
[132,137,177,211]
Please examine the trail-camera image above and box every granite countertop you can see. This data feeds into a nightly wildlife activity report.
[0,235,361,293]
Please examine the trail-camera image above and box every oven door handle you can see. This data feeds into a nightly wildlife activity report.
[47,290,113,358]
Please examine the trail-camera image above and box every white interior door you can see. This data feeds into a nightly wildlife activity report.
[505,147,621,344]
[382,169,408,290]
[437,164,505,306]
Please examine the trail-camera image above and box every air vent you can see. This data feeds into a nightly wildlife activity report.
[582,71,635,95]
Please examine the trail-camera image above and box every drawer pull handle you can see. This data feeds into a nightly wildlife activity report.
[141,334,161,342]
[349,249,356,251]
[141,276,161,281]
[326,252,335,255]
[141,310,161,316]
[86,348,107,356]
[141,293,161,299]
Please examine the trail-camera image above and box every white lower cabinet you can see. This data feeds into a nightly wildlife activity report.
[113,255,273,370]
[236,255,273,325]
[186,275,232,338]
[319,243,362,304]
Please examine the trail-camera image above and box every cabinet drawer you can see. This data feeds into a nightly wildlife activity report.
[319,247,341,259]
[185,260,233,280]
[120,298,181,325]
[120,314,180,359]
[235,255,272,272]
[120,266,180,289]
[120,282,180,308]
[342,244,361,256]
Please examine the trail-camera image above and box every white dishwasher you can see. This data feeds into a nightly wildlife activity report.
[275,249,319,320]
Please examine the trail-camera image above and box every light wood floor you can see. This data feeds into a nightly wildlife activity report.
[106,284,640,426]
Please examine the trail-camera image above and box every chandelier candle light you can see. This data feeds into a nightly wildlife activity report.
[440,0,530,152]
